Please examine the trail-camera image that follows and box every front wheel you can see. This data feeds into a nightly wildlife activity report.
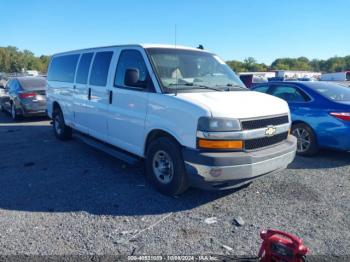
[291,123,318,156]
[52,107,72,140]
[146,137,189,196]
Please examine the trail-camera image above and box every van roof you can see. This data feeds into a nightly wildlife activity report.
[52,44,211,57]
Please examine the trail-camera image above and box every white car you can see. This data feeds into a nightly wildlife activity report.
[46,44,297,195]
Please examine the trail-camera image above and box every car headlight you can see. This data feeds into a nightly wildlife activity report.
[197,117,241,132]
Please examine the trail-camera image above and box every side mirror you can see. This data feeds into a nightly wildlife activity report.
[0,83,5,89]
[124,68,147,88]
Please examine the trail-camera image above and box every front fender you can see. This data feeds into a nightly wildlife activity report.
[145,93,211,151]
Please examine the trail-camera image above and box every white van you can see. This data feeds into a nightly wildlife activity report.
[47,44,296,195]
[320,71,350,81]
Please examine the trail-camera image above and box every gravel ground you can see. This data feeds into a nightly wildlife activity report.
[0,111,349,259]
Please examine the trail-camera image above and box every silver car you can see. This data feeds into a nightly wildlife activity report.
[0,76,47,120]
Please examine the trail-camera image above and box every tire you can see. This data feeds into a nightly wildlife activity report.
[291,123,318,156]
[146,137,189,196]
[52,107,72,140]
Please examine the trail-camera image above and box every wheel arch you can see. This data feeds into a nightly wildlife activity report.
[52,101,61,112]
[144,129,182,156]
[292,120,316,133]
[292,120,319,142]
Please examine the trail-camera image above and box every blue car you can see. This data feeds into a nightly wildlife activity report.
[252,81,350,156]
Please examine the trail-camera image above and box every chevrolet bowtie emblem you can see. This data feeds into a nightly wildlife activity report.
[265,126,276,137]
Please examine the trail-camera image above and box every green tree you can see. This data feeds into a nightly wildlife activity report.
[226,60,246,72]
[0,46,51,73]
[227,57,268,72]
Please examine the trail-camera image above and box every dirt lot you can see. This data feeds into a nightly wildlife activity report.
[0,111,349,259]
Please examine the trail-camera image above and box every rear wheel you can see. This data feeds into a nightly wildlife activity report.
[292,123,318,156]
[52,107,72,140]
[146,137,189,196]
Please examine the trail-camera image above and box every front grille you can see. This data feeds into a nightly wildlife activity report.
[241,115,289,130]
[244,132,288,150]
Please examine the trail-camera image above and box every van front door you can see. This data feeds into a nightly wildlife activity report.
[107,49,152,156]
[86,51,114,142]
[74,52,93,134]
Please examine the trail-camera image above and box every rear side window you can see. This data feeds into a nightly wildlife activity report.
[76,53,94,84]
[271,85,310,102]
[253,85,269,93]
[48,54,80,82]
[311,83,350,101]
[9,80,17,91]
[89,51,113,86]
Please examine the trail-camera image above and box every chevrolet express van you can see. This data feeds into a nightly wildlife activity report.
[47,44,297,195]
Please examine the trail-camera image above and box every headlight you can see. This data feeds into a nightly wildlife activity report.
[197,117,241,132]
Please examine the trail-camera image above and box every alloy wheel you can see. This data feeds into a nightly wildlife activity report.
[292,128,311,153]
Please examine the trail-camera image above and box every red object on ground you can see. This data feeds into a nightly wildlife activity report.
[258,229,309,262]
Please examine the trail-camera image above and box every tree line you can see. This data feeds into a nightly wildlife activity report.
[0,45,350,74]
[227,56,350,73]
[0,46,50,74]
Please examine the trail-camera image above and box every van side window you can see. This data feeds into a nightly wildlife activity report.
[48,54,80,82]
[76,53,93,84]
[114,50,149,88]
[89,51,113,86]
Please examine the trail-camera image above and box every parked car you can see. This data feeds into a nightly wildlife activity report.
[47,44,296,195]
[252,81,350,156]
[0,76,47,120]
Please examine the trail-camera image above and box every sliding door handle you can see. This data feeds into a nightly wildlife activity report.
[88,88,91,100]
[109,90,113,104]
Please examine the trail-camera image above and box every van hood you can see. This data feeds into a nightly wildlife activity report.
[176,91,290,119]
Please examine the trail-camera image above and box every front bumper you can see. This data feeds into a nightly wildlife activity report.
[183,135,297,190]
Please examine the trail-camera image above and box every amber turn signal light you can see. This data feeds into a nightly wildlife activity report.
[198,139,243,149]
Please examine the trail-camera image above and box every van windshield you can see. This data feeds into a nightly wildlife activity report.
[147,48,246,92]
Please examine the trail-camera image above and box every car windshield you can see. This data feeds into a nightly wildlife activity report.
[147,48,246,92]
[309,83,350,101]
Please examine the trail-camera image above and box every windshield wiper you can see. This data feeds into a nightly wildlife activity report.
[187,83,224,91]
[215,83,247,91]
[168,83,223,92]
